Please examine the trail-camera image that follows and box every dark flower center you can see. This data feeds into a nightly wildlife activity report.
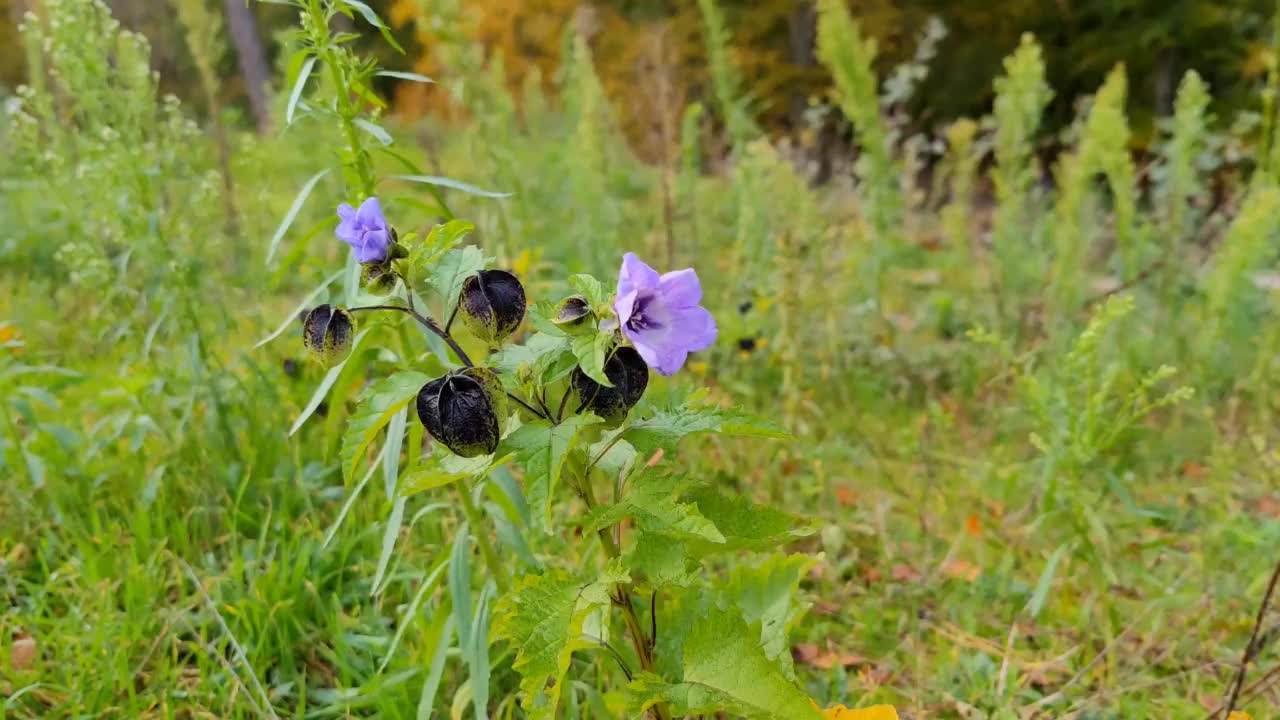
[627,292,663,332]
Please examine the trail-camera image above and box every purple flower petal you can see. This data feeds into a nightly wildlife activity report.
[356,197,385,228]
[614,253,717,376]
[658,268,702,308]
[668,305,717,351]
[334,196,392,263]
[618,252,660,298]
[614,289,639,326]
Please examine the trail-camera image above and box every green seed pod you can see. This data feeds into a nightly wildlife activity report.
[553,295,592,328]
[571,345,649,425]
[460,270,526,344]
[416,370,501,458]
[301,304,355,366]
[361,262,399,294]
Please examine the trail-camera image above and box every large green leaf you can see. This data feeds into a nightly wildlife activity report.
[687,487,816,553]
[408,220,474,281]
[617,401,791,456]
[625,531,695,590]
[426,245,488,309]
[339,370,430,482]
[568,273,611,311]
[625,606,823,720]
[504,414,602,525]
[571,329,613,387]
[721,554,817,679]
[400,449,513,497]
[492,567,623,720]
[580,472,724,543]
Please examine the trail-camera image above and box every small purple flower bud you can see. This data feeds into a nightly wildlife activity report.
[301,304,355,366]
[460,270,526,344]
[416,367,504,458]
[571,346,649,425]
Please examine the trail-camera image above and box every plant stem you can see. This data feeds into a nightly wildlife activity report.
[577,471,671,720]
[453,478,510,594]
[349,304,473,367]
[1222,552,1280,718]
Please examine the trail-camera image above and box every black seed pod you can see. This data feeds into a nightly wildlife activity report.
[571,346,649,425]
[553,295,591,328]
[416,368,503,458]
[459,270,526,344]
[301,304,355,366]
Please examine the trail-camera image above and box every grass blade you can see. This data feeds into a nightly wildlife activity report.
[267,167,332,265]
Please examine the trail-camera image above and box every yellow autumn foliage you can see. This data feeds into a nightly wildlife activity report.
[821,704,900,720]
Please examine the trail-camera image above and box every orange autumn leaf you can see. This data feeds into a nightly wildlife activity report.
[835,484,858,507]
[890,564,921,583]
[965,513,982,537]
[11,633,35,671]
[942,559,981,582]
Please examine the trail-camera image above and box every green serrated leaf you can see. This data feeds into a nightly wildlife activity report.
[568,273,610,309]
[427,245,488,309]
[622,402,790,455]
[581,473,724,543]
[625,531,695,589]
[625,606,822,720]
[492,569,620,720]
[409,220,474,280]
[400,449,513,497]
[721,553,817,679]
[504,414,603,525]
[572,330,613,387]
[687,487,816,553]
[340,370,431,482]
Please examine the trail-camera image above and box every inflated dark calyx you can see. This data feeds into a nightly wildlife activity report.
[571,345,649,425]
[460,270,526,344]
[416,367,504,458]
[301,304,354,366]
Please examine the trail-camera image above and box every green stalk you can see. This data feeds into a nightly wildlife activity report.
[577,471,671,720]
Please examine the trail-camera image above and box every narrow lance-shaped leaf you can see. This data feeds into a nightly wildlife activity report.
[286,54,316,125]
[389,174,512,199]
[267,167,332,265]
[290,327,370,436]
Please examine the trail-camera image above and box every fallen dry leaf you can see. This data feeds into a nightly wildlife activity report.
[942,559,981,582]
[11,633,35,670]
[1250,495,1280,519]
[1181,460,1208,478]
[891,564,921,583]
[792,642,870,670]
[834,484,858,507]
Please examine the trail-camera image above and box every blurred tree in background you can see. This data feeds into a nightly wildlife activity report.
[0,0,1274,149]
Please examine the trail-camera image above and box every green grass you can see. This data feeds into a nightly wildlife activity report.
[6,2,1280,718]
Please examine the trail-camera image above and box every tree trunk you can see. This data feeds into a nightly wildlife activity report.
[222,0,272,133]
